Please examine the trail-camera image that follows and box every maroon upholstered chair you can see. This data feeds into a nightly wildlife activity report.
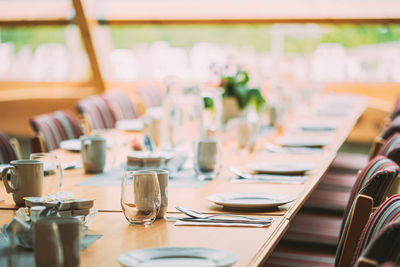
[30,110,83,152]
[103,90,139,120]
[76,95,116,130]
[0,131,18,164]
[353,195,400,266]
[137,87,164,108]
[265,156,399,267]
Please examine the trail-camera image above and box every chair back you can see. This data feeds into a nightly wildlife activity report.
[335,156,400,267]
[389,94,400,120]
[354,195,400,266]
[30,110,83,151]
[0,131,18,163]
[137,87,163,108]
[103,90,139,120]
[76,95,116,130]
[379,116,400,142]
[378,133,400,164]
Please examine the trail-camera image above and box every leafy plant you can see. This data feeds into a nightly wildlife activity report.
[220,70,266,112]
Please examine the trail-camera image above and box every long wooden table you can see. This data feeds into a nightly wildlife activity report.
[0,94,366,266]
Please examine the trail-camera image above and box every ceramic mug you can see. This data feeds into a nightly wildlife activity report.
[80,136,106,173]
[2,160,43,206]
[34,217,81,267]
[145,169,168,219]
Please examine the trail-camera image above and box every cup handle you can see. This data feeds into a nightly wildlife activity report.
[2,166,16,193]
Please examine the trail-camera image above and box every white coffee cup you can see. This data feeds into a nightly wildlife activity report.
[145,169,168,219]
[2,160,43,206]
[80,136,106,173]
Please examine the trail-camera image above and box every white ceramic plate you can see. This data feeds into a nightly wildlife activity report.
[275,136,331,148]
[207,192,295,209]
[116,119,144,132]
[295,120,339,132]
[59,139,81,152]
[118,247,237,267]
[247,161,315,175]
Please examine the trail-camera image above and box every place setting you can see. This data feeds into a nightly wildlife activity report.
[0,158,100,267]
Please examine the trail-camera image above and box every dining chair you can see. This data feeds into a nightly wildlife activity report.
[0,131,18,163]
[137,86,164,108]
[389,94,400,120]
[264,156,399,267]
[304,120,400,213]
[103,89,140,120]
[370,116,400,159]
[76,95,116,130]
[375,132,400,203]
[30,110,83,152]
[353,195,400,266]
[266,195,400,267]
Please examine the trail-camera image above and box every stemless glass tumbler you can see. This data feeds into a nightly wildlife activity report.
[30,153,63,196]
[121,171,161,225]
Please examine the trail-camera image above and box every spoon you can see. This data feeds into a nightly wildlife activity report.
[175,206,272,222]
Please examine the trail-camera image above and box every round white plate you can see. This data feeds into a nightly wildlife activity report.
[118,247,237,267]
[116,119,144,132]
[59,139,81,152]
[295,120,339,132]
[207,192,295,209]
[247,161,314,175]
[275,136,331,148]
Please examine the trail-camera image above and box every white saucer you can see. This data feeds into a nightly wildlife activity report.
[118,247,237,267]
[207,192,295,209]
[247,161,314,175]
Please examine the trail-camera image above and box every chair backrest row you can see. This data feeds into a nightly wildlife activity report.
[28,88,163,152]
[335,155,399,267]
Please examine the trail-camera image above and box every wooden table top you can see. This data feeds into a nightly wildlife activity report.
[0,94,367,266]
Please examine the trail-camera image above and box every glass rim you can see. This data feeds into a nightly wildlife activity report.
[123,170,158,176]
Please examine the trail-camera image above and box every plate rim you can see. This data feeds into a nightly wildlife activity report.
[118,246,237,267]
[275,136,331,147]
[246,161,314,174]
[207,192,295,208]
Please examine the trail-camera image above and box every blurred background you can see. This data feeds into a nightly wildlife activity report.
[1,0,399,150]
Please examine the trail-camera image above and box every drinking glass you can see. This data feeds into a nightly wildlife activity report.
[193,138,222,181]
[30,153,62,196]
[121,170,161,225]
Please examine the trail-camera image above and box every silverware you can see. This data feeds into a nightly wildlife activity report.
[264,143,322,154]
[175,206,272,222]
[176,218,272,225]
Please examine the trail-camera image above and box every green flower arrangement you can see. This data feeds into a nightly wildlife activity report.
[220,70,266,112]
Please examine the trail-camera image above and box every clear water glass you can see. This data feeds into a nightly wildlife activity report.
[121,171,161,225]
[30,153,62,196]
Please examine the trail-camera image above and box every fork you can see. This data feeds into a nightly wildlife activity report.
[175,206,273,222]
